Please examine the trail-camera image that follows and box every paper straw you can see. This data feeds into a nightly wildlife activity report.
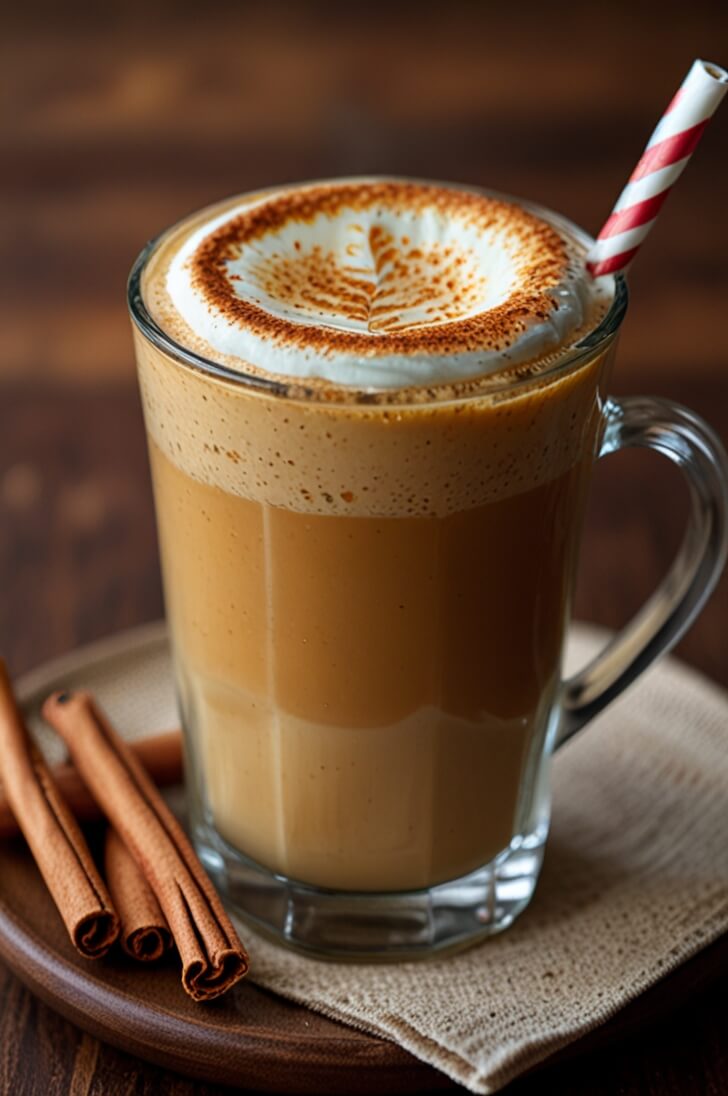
[586,59,728,278]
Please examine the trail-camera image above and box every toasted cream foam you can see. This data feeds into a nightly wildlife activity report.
[154,180,611,390]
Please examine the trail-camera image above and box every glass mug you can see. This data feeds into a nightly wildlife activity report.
[128,183,728,959]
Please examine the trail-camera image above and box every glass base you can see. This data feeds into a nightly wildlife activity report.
[194,820,547,961]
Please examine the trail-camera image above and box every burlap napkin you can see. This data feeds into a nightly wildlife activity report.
[26,624,728,1094]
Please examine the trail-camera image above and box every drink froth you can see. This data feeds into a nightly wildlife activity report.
[160,180,610,390]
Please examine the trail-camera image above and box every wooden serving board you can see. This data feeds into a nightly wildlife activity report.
[0,625,724,1093]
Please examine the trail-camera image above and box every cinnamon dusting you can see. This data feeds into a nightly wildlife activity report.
[189,181,570,356]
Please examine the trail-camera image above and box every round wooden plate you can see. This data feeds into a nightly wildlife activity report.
[0,625,725,1092]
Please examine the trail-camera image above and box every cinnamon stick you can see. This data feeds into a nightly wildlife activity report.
[43,691,248,1001]
[0,661,119,958]
[104,825,173,962]
[0,729,183,838]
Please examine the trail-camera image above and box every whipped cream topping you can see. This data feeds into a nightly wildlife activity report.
[165,180,610,390]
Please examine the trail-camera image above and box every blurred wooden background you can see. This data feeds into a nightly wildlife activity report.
[0,2,727,1093]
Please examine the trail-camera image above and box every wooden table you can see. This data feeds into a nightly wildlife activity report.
[1,3,727,1092]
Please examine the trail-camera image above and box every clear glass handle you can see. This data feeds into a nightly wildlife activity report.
[557,395,728,746]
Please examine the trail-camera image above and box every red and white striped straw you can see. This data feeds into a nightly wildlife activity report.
[586,59,728,278]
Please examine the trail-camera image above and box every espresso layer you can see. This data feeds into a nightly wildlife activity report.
[153,442,579,888]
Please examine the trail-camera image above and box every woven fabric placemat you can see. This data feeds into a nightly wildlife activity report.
[25,624,728,1094]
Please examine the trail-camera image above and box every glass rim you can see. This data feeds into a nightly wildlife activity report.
[127,180,629,407]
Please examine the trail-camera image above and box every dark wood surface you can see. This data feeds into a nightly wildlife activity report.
[1,2,727,1092]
